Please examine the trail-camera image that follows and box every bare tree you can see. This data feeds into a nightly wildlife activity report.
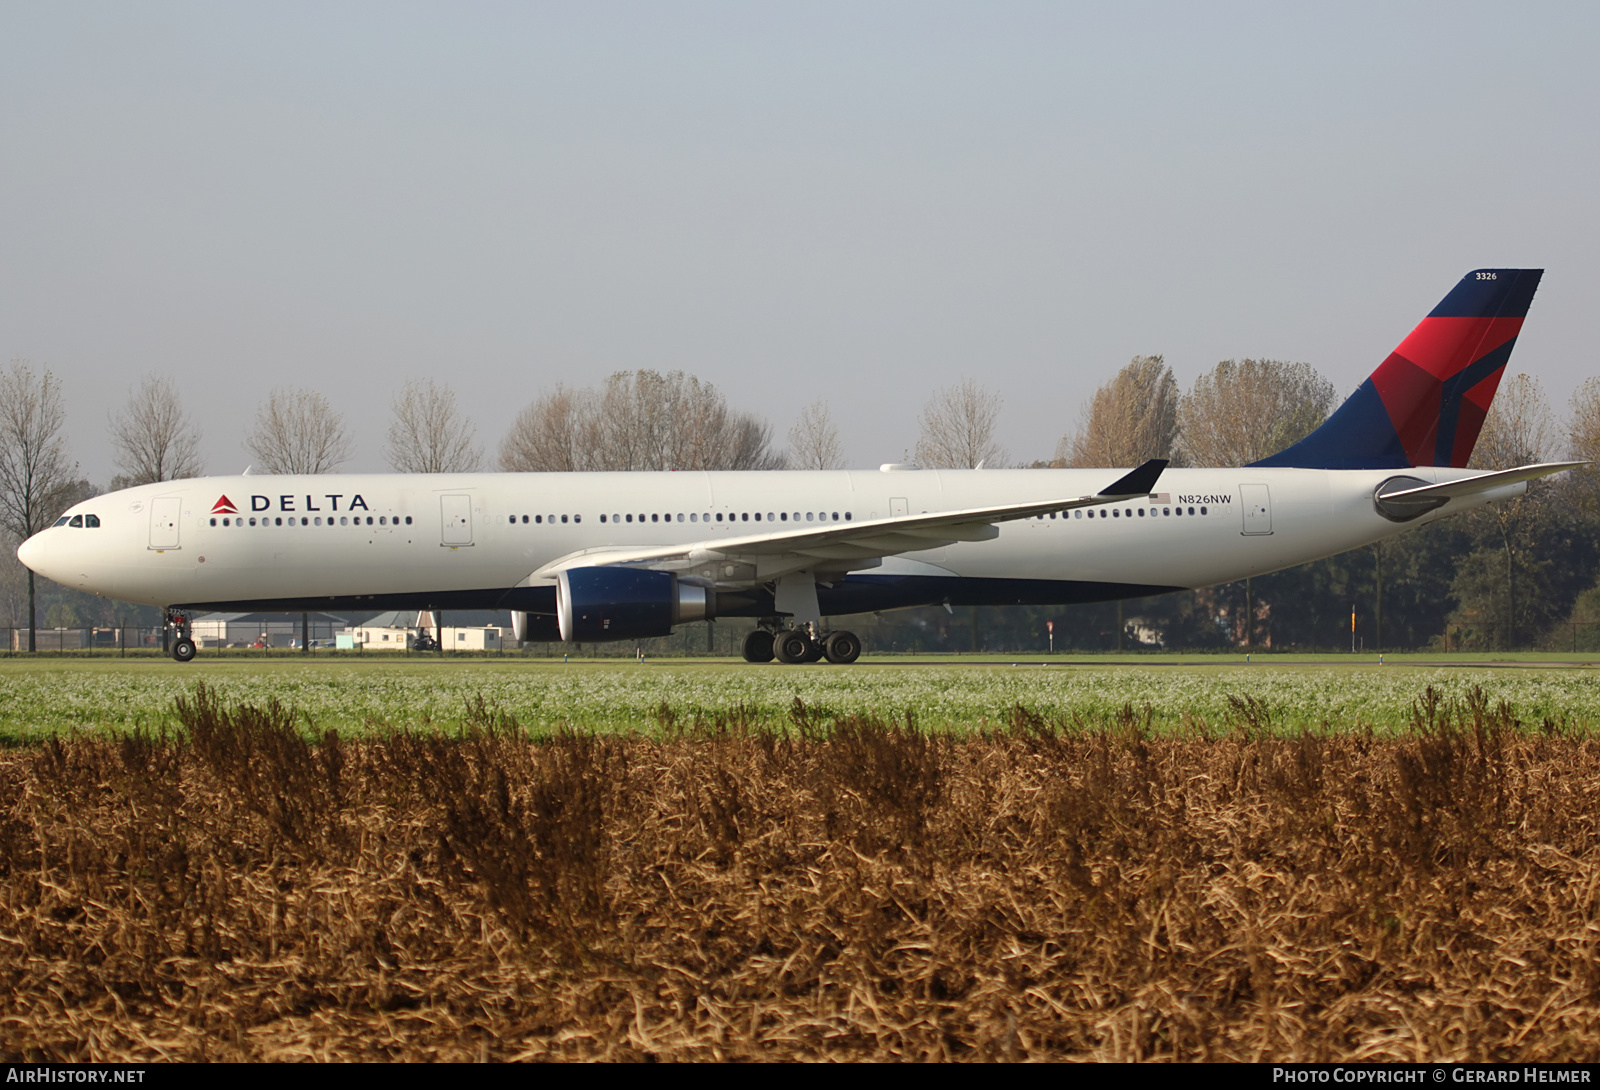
[109,374,203,488]
[0,362,76,651]
[1177,359,1336,466]
[500,370,783,472]
[1468,373,1554,648]
[788,400,844,470]
[915,379,1005,469]
[1472,372,1553,471]
[384,378,482,473]
[1061,356,1181,467]
[1565,376,1600,521]
[500,385,586,473]
[244,387,354,474]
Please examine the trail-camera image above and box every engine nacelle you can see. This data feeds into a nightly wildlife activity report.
[510,611,563,643]
[556,567,714,642]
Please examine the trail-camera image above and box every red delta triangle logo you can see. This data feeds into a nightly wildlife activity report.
[212,496,237,515]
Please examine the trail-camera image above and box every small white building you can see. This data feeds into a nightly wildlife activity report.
[347,610,509,651]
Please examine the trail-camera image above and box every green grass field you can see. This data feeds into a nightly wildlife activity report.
[2,653,1598,741]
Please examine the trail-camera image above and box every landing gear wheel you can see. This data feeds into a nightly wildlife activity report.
[822,630,862,664]
[773,629,814,664]
[741,629,775,663]
[172,638,196,663]
[801,637,825,663]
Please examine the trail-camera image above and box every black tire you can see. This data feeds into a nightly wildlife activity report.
[741,629,775,663]
[773,630,813,664]
[172,638,197,663]
[823,630,862,664]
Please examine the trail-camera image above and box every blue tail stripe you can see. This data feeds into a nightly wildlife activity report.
[1432,335,1519,465]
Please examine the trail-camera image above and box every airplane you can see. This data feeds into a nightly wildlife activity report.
[17,269,1580,665]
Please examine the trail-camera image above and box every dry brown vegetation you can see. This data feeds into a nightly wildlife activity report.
[4,685,1600,1061]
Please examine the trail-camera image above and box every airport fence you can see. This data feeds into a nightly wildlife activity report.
[6,619,1600,658]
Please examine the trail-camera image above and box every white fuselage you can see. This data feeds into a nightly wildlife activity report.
[18,465,1513,615]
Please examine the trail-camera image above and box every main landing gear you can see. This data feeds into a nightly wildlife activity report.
[741,622,862,665]
[165,608,196,663]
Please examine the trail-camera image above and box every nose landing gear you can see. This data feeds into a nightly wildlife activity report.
[165,608,196,663]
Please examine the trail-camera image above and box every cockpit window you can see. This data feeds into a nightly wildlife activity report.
[84,514,100,528]
[53,516,69,527]
[68,515,83,528]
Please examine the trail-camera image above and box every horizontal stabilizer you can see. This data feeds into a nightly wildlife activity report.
[1381,461,1585,503]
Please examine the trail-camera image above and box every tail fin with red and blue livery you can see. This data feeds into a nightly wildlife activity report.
[1251,269,1543,469]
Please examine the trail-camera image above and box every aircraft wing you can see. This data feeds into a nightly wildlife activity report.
[530,459,1168,580]
[1380,461,1586,502]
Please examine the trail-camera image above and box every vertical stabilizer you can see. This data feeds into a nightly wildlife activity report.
[1252,269,1543,469]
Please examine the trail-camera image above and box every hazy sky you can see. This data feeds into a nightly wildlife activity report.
[4,1,1597,481]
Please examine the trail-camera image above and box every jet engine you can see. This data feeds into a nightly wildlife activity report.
[510,611,563,643]
[555,567,714,642]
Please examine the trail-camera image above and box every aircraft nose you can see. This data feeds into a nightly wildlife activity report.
[15,529,60,581]
[15,532,40,572]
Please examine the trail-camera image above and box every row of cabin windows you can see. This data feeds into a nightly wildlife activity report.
[605,510,852,524]
[1034,505,1210,520]
[53,514,102,528]
[107,507,1210,532]
[208,515,412,528]
[507,511,853,526]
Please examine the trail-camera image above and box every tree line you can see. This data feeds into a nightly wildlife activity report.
[2,355,1598,653]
